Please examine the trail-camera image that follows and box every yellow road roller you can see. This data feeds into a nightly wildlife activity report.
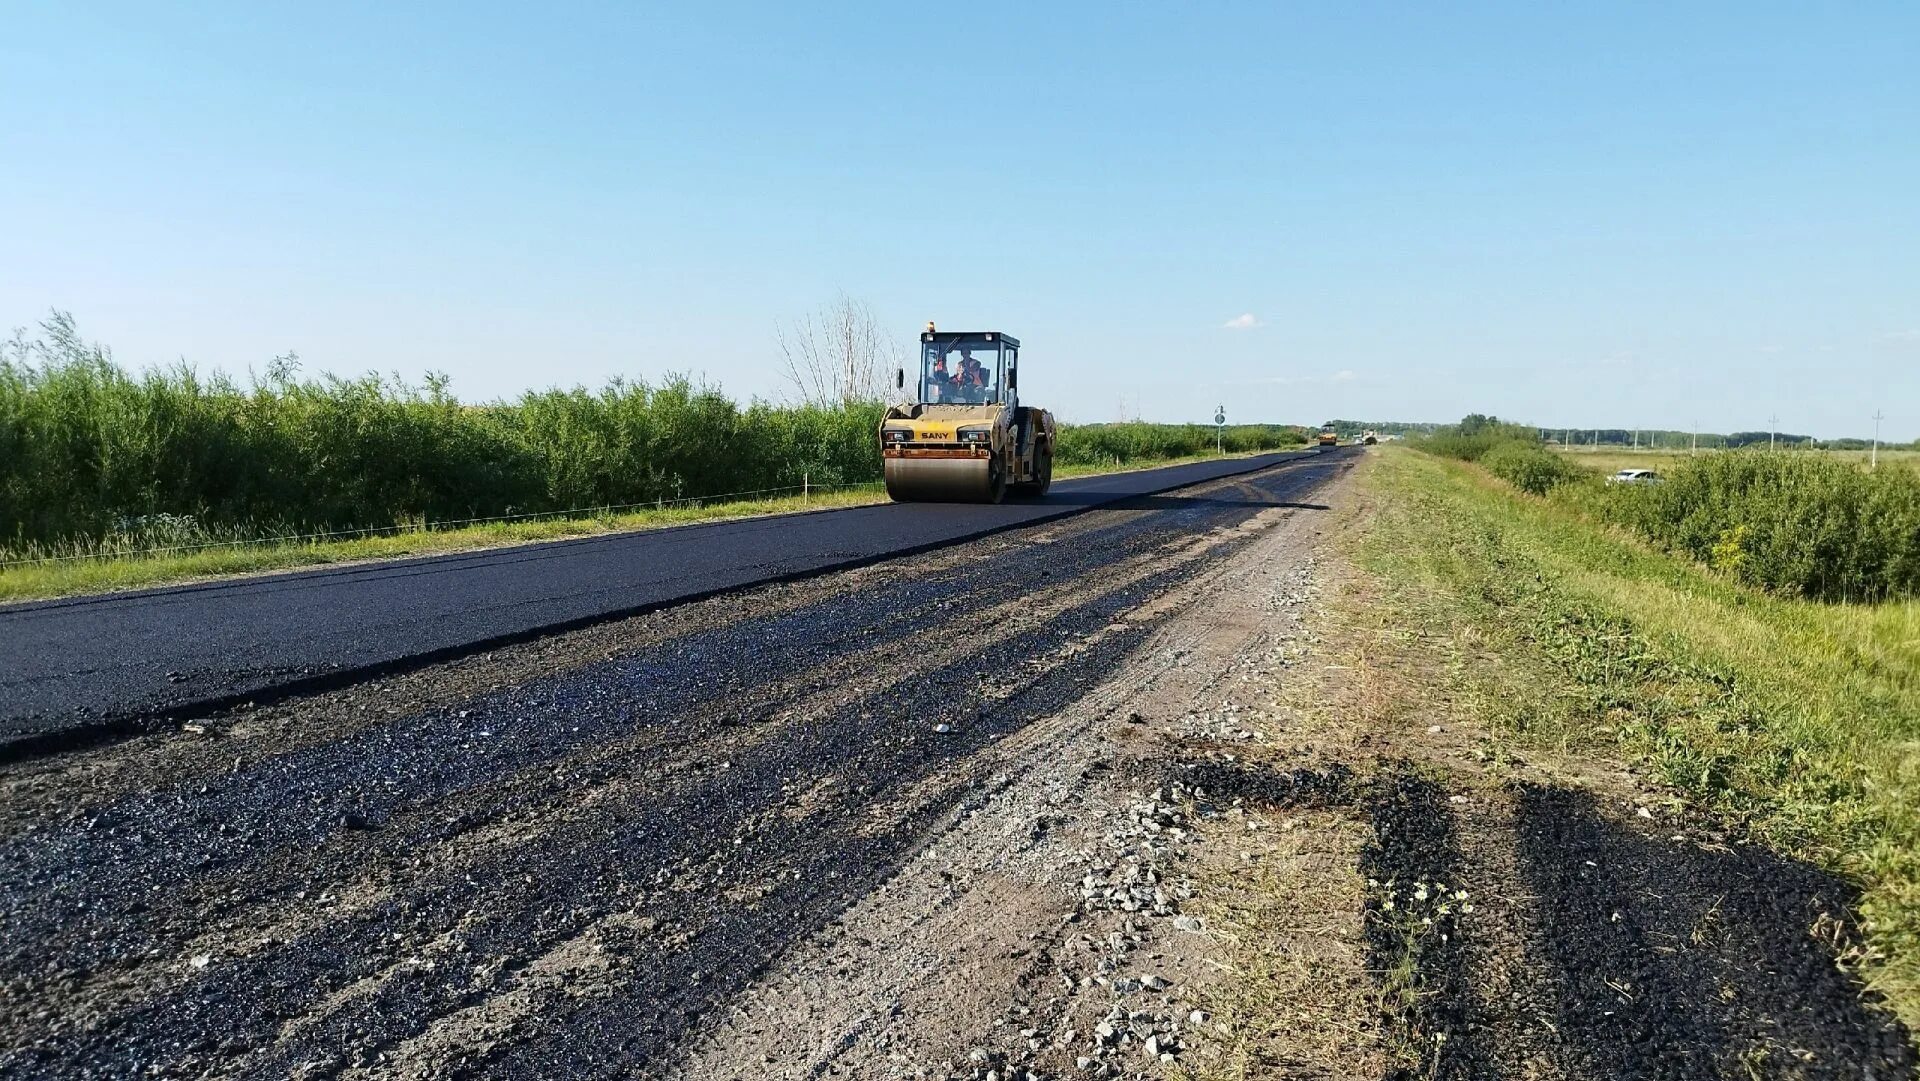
[880,324,1056,503]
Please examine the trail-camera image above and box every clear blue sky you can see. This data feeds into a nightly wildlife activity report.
[4,2,1916,438]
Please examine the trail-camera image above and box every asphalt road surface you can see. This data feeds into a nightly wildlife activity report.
[0,451,1353,1079]
[0,450,1329,756]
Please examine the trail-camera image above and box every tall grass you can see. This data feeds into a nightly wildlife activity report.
[0,316,887,553]
[0,315,1302,556]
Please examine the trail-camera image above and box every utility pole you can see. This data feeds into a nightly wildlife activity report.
[1873,410,1886,469]
[1769,413,1779,450]
[1691,423,1698,455]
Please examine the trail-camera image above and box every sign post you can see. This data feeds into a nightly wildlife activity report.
[1214,405,1226,456]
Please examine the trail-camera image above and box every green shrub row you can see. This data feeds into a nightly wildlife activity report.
[1053,421,1304,466]
[0,326,887,549]
[0,316,1302,553]
[1599,453,1920,602]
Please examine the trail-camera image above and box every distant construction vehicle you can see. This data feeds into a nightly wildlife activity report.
[880,324,1056,503]
[1317,429,1340,449]
[1362,430,1379,445]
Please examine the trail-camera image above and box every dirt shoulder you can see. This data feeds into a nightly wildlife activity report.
[1274,452,1917,1080]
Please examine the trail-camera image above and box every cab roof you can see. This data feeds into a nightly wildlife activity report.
[921,330,1020,347]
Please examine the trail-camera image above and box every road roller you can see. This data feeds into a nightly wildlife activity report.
[880,324,1056,503]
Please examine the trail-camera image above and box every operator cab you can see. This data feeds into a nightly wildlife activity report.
[910,330,1019,409]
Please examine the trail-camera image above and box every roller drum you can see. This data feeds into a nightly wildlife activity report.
[884,456,1004,503]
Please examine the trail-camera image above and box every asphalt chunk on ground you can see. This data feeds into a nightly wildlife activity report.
[0,455,1352,1079]
[0,450,1326,756]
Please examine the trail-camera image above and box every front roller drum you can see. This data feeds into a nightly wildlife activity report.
[884,456,1005,504]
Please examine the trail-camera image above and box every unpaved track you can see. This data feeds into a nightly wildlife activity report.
[0,455,1353,1079]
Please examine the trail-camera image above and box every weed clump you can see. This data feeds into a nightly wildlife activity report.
[1480,442,1586,496]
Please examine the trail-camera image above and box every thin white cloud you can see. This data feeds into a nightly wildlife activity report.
[1882,329,1920,345]
[1222,313,1261,330]
[1331,369,1356,383]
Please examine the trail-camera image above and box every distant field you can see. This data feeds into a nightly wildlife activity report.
[1554,445,1920,475]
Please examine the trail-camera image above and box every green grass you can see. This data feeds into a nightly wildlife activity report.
[0,451,1269,602]
[1349,446,1920,1027]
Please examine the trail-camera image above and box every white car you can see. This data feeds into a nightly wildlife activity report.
[1606,468,1663,486]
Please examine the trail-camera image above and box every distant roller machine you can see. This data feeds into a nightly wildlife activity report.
[880,323,1056,503]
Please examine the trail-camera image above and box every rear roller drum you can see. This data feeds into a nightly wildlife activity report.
[1011,442,1052,498]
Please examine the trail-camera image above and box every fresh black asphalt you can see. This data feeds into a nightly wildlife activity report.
[0,454,1352,1078]
[0,450,1327,755]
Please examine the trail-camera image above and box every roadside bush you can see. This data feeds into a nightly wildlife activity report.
[1480,441,1586,496]
[1600,451,1920,602]
[1416,413,1541,462]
